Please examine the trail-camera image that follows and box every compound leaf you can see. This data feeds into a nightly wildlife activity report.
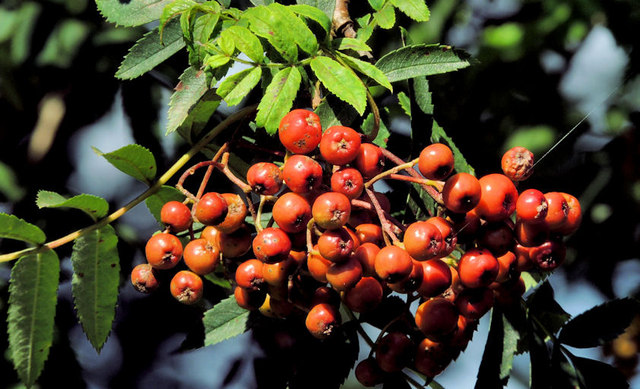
[337,52,392,91]
[71,225,120,352]
[7,250,60,387]
[290,4,331,34]
[217,66,262,107]
[116,19,185,80]
[36,191,108,221]
[295,0,335,22]
[310,56,366,115]
[244,6,298,62]
[203,295,250,347]
[376,44,470,83]
[96,0,173,27]
[0,213,46,245]
[93,144,157,185]
[256,66,302,135]
[220,26,264,63]
[373,2,396,29]
[270,3,317,55]
[167,67,210,135]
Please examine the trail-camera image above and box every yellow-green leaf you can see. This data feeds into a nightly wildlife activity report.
[220,26,264,63]
[217,67,262,107]
[390,0,430,22]
[310,56,366,115]
[337,52,392,91]
[256,66,302,134]
[93,144,157,185]
[36,191,109,221]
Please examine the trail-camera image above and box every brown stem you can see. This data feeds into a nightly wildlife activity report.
[365,188,399,245]
[196,143,229,199]
[389,173,444,192]
[351,199,405,234]
[365,158,419,189]
[333,0,374,59]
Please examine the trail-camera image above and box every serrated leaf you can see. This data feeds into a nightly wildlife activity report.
[203,54,231,70]
[167,67,210,135]
[373,2,396,29]
[176,89,222,141]
[336,52,392,91]
[36,191,108,221]
[529,318,553,389]
[333,37,372,52]
[145,185,185,224]
[295,0,335,22]
[96,0,173,27]
[314,94,358,130]
[204,273,233,289]
[217,67,262,106]
[431,120,475,175]
[376,44,470,83]
[551,346,582,389]
[159,0,197,40]
[558,298,640,348]
[398,91,411,116]
[71,225,119,352]
[290,4,331,34]
[390,0,430,22]
[256,66,302,134]
[568,354,629,389]
[116,19,185,80]
[244,6,298,62]
[404,183,436,222]
[7,250,60,387]
[475,309,507,389]
[203,295,250,346]
[270,3,318,55]
[221,26,264,63]
[311,56,367,115]
[93,144,157,185]
[0,213,46,245]
[527,281,570,336]
[368,0,385,11]
[362,112,391,147]
[413,76,433,115]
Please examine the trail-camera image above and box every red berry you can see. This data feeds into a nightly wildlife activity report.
[194,192,228,226]
[215,193,248,233]
[272,192,312,233]
[477,221,515,256]
[458,248,499,289]
[278,109,322,154]
[326,255,363,292]
[252,227,292,263]
[415,297,459,341]
[355,358,385,387]
[455,287,494,320]
[516,188,548,224]
[130,263,160,293]
[543,192,569,230]
[246,162,283,195]
[183,238,220,275]
[555,193,582,235]
[234,286,266,310]
[375,332,415,373]
[502,146,534,181]
[387,259,424,293]
[307,248,332,283]
[330,167,364,200]
[319,125,361,166]
[282,155,323,194]
[374,246,413,283]
[145,232,183,270]
[317,227,357,263]
[354,143,385,179]
[344,276,383,312]
[418,143,455,180]
[235,259,265,290]
[312,192,351,230]
[160,201,192,233]
[354,242,380,277]
[170,270,203,305]
[403,221,443,261]
[475,173,518,222]
[442,172,481,214]
[354,223,384,246]
[305,303,340,339]
[530,240,566,271]
[416,258,452,298]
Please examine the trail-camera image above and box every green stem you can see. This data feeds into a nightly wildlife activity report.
[0,104,258,263]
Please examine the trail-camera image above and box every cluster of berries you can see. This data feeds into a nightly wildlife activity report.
[130,108,582,385]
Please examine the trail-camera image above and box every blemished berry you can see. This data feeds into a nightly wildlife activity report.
[272,192,312,233]
[278,109,322,154]
[418,143,455,181]
[330,167,364,200]
[252,227,292,263]
[375,332,415,373]
[317,227,357,263]
[215,193,247,233]
[458,248,499,289]
[170,270,204,305]
[130,263,160,293]
[555,193,582,235]
[354,143,385,179]
[235,259,265,290]
[246,162,283,195]
[160,201,192,232]
[145,232,183,270]
[403,221,443,261]
[543,192,569,230]
[530,240,566,271]
[374,245,413,283]
[312,191,351,230]
[194,192,228,226]
[516,188,548,224]
[475,173,518,222]
[425,216,457,258]
[305,303,340,339]
[282,154,323,194]
[442,172,481,214]
[319,125,361,165]
[502,146,534,181]
[262,255,296,286]
[183,238,220,275]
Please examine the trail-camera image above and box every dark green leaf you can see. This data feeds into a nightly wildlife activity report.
[314,95,358,130]
[333,37,372,52]
[35,19,89,68]
[204,273,233,289]
[336,52,392,91]
[310,56,367,115]
[290,4,331,34]
[569,354,629,389]
[244,6,298,62]
[167,67,211,135]
[270,3,318,55]
[390,0,430,22]
[71,225,120,352]
[220,26,264,63]
[217,67,262,107]
[36,191,109,221]
[93,144,157,185]
[475,309,509,388]
[295,0,335,22]
[373,2,395,29]
[145,185,185,224]
[256,66,302,135]
[376,44,470,83]
[0,161,25,202]
[175,89,222,141]
[431,120,475,175]
[96,0,173,27]
[0,213,46,245]
[398,91,411,117]
[7,250,60,387]
[527,281,571,336]
[404,183,436,222]
[203,295,250,346]
[116,19,185,80]
[413,76,433,115]
[558,298,640,348]
[529,318,553,389]
[550,346,581,389]
[361,112,391,147]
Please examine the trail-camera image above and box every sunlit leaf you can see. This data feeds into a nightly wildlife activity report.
[244,6,298,62]
[337,52,392,91]
[376,44,470,83]
[373,2,396,29]
[217,67,262,107]
[36,191,109,221]
[390,0,430,22]
[256,66,302,134]
[310,56,366,115]
[96,0,173,27]
[93,144,157,185]
[270,3,318,54]
[203,295,250,346]
[167,67,211,135]
[290,4,331,34]
[0,213,46,245]
[220,26,264,63]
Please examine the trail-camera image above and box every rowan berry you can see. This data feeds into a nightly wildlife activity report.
[319,125,361,165]
[416,258,452,298]
[530,240,566,271]
[160,201,192,233]
[414,338,451,378]
[418,143,455,181]
[317,227,357,263]
[388,259,424,293]
[501,146,534,181]
[375,332,415,373]
[194,192,228,226]
[374,245,413,283]
[330,167,364,200]
[130,263,160,293]
[282,154,323,194]
[262,255,296,286]
[442,172,481,214]
[353,242,380,277]
[543,192,569,231]
[170,270,203,305]
[344,276,384,313]
[425,216,457,257]
[455,287,494,320]
[475,173,518,222]
[215,193,247,233]
[354,143,385,179]
[555,193,582,235]
[234,286,266,310]
[514,219,549,247]
[216,224,253,258]
[477,221,515,256]
[515,188,548,224]
[457,248,499,289]
[305,303,340,339]
[311,285,341,308]
[252,227,292,263]
[307,248,332,283]
[246,162,283,195]
[403,221,443,261]
[272,192,312,234]
[354,223,384,246]
[326,255,363,292]
[183,238,220,275]
[235,259,265,290]
[145,232,183,270]
[492,276,526,307]
[355,358,385,387]
[312,191,351,230]
[495,251,518,283]
[415,297,459,341]
[278,109,322,154]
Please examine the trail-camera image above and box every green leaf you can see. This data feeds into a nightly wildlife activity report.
[361,112,391,147]
[256,66,302,135]
[36,19,89,68]
[7,250,60,387]
[551,346,582,389]
[244,6,298,62]
[36,191,109,221]
[376,44,470,83]
[333,37,372,53]
[203,54,231,70]
[204,273,233,289]
[216,31,236,56]
[413,76,433,115]
[0,161,25,202]
[295,0,335,22]
[475,309,507,388]
[527,281,571,336]
[368,0,385,11]
[203,295,250,346]
[93,144,157,185]
[159,0,197,39]
[220,26,264,63]
[390,0,430,22]
[336,52,392,91]
[373,2,396,29]
[167,67,211,135]
[528,318,553,389]
[176,90,222,141]
[431,120,475,175]
[0,213,46,245]
[96,0,173,27]
[116,19,185,80]
[250,0,274,5]
[398,91,411,116]
[10,2,41,66]
[290,4,331,34]
[558,298,640,348]
[310,56,367,115]
[404,183,436,222]
[568,354,629,389]
[314,95,358,131]
[217,66,262,107]
[270,3,318,55]
[145,186,185,224]
[71,225,120,352]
